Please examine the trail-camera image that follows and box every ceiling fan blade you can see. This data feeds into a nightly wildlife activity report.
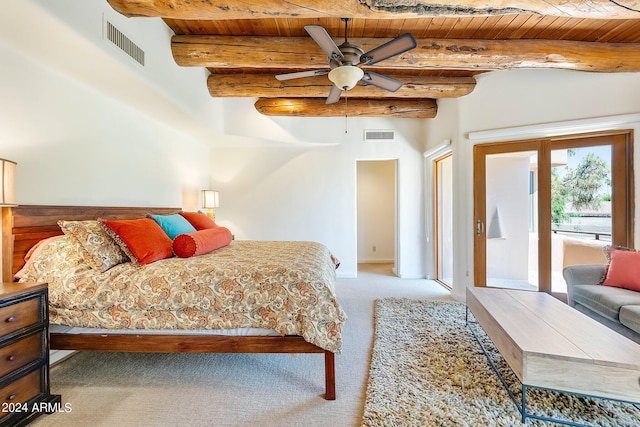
[275,70,329,81]
[360,33,417,66]
[325,85,342,104]
[304,25,344,62]
[361,71,403,92]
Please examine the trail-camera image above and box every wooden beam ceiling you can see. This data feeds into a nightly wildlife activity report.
[207,74,476,99]
[254,98,438,118]
[105,0,640,118]
[174,35,640,73]
[107,0,640,19]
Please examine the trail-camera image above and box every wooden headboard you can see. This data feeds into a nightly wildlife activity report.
[1,205,180,282]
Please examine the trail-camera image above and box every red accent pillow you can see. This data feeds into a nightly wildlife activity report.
[101,218,173,265]
[602,249,640,292]
[173,227,232,258]
[179,212,218,230]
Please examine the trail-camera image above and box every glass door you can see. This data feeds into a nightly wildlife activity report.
[435,154,453,287]
[474,131,632,295]
[477,147,541,291]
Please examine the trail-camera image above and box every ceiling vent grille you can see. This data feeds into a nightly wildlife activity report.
[364,129,395,141]
[104,19,145,67]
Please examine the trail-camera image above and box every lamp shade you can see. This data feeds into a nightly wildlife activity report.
[201,190,219,209]
[328,65,364,91]
[0,159,16,206]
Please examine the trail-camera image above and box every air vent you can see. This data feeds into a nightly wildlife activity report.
[364,130,395,141]
[103,18,145,67]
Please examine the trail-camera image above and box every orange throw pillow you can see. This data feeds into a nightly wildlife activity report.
[173,227,232,258]
[602,249,640,292]
[179,211,218,230]
[101,218,173,265]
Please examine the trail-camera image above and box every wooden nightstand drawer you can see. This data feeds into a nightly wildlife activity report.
[0,333,43,378]
[0,368,41,409]
[0,297,41,336]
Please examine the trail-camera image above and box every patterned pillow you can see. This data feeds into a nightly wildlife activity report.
[58,220,129,272]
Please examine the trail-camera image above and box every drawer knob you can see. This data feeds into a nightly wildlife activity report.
[7,355,15,361]
[5,316,15,323]
[8,394,16,401]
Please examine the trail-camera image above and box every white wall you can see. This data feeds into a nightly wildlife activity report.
[210,108,427,279]
[0,44,209,207]
[443,69,640,301]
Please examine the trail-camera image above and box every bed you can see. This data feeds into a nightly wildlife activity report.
[1,205,345,399]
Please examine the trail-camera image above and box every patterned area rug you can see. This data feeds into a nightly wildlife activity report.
[362,298,640,426]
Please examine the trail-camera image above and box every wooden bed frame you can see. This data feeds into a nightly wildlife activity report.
[1,205,336,400]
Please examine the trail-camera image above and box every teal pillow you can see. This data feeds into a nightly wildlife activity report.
[150,214,196,239]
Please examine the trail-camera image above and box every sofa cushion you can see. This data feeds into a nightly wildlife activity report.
[620,305,640,335]
[572,285,640,322]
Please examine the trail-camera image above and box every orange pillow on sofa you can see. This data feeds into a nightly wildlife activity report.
[173,227,232,258]
[101,218,173,265]
[602,249,640,292]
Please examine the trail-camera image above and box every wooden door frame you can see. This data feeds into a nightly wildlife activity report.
[434,152,453,289]
[473,130,634,293]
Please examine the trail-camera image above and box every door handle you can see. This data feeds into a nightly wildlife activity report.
[476,220,484,236]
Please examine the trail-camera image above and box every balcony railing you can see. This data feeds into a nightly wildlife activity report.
[552,228,611,241]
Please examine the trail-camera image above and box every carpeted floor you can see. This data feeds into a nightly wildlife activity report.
[362,298,640,427]
[30,263,451,427]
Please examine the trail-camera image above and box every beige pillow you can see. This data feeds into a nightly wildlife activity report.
[58,220,129,272]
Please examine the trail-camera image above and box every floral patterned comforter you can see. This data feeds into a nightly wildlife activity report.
[19,237,346,353]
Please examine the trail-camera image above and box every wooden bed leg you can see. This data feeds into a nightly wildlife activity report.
[324,350,336,400]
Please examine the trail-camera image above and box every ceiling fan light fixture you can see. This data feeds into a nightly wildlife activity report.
[328,65,364,91]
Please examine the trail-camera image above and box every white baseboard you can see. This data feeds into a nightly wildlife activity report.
[50,350,76,365]
[357,259,394,264]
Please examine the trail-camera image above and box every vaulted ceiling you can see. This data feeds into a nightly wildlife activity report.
[106,0,640,118]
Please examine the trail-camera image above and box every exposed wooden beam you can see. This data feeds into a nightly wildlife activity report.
[107,0,640,19]
[173,36,640,73]
[253,98,437,118]
[207,74,476,99]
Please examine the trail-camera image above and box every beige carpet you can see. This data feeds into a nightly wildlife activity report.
[31,264,451,427]
[362,298,640,427]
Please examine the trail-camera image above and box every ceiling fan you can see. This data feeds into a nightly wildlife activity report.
[276,18,417,104]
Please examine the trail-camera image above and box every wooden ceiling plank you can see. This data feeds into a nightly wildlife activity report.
[207,74,476,98]
[254,97,438,119]
[505,14,545,39]
[172,35,640,73]
[595,20,640,43]
[482,15,519,39]
[106,0,640,20]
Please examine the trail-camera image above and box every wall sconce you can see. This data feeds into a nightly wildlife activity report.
[201,190,219,220]
[0,159,17,206]
[487,207,505,239]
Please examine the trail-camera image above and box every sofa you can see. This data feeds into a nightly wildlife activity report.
[563,264,640,344]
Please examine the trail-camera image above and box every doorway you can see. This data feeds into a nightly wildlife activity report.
[473,131,633,294]
[356,160,397,275]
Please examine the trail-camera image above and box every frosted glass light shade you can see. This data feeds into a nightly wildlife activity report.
[328,65,364,90]
[202,190,219,209]
[0,159,16,206]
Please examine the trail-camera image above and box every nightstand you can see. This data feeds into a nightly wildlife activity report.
[0,282,60,426]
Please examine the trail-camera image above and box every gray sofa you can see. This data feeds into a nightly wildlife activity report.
[563,264,640,344]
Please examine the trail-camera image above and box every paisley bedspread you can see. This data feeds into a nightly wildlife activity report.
[19,237,346,353]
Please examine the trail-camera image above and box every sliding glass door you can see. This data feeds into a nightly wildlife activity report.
[474,131,632,294]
